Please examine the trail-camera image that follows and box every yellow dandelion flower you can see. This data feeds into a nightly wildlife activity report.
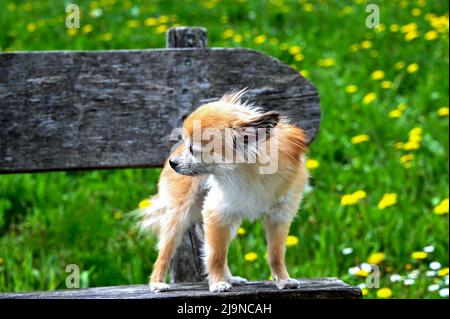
[233,34,243,43]
[377,288,392,299]
[400,154,414,164]
[390,24,400,32]
[100,32,113,41]
[361,40,372,49]
[269,38,279,46]
[127,19,140,28]
[403,142,420,150]
[389,109,402,118]
[286,235,299,247]
[345,85,358,93]
[27,22,37,33]
[294,53,305,62]
[306,159,320,170]
[144,17,158,27]
[434,199,449,215]
[342,6,352,15]
[411,8,421,17]
[368,252,386,265]
[353,190,367,200]
[411,251,428,260]
[244,252,258,262]
[238,227,246,235]
[406,63,419,73]
[82,24,93,34]
[138,199,152,209]
[437,107,449,117]
[67,28,78,36]
[299,70,309,78]
[350,43,360,52]
[398,103,407,111]
[401,23,418,34]
[438,267,449,277]
[254,34,267,45]
[114,211,122,220]
[351,134,370,144]
[405,30,420,41]
[303,3,314,12]
[371,70,385,80]
[155,25,168,34]
[381,81,393,89]
[409,127,423,137]
[356,269,370,277]
[361,287,369,296]
[340,194,358,206]
[157,15,170,24]
[395,142,405,150]
[363,93,377,105]
[289,45,302,55]
[377,193,397,210]
[394,61,406,70]
[222,29,234,39]
[425,30,439,40]
[220,16,229,24]
[317,58,335,68]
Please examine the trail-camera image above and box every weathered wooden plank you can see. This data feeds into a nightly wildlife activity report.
[167,27,207,284]
[0,48,320,173]
[0,278,361,299]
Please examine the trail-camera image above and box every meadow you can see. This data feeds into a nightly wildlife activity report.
[0,0,448,299]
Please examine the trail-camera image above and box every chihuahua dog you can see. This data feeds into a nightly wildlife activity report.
[140,89,308,293]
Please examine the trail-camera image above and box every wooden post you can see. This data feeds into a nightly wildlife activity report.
[166,27,207,283]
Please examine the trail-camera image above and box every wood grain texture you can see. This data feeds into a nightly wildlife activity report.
[166,27,208,284]
[0,48,320,173]
[0,278,361,299]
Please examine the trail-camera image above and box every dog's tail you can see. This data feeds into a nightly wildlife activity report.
[134,195,166,237]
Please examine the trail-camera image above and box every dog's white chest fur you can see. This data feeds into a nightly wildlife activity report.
[203,170,289,223]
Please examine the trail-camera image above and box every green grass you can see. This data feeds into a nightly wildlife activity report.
[0,0,448,299]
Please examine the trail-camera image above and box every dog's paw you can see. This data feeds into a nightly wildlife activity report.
[149,282,170,293]
[228,275,248,286]
[209,281,232,292]
[276,278,300,290]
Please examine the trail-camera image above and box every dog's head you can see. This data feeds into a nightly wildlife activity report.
[169,90,281,176]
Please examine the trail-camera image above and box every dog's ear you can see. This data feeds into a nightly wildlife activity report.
[238,111,281,129]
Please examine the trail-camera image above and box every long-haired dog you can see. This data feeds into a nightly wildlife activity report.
[140,90,308,292]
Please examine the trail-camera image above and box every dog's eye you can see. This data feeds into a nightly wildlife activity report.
[189,145,193,155]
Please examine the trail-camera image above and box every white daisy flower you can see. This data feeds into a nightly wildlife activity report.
[428,284,440,292]
[439,288,449,298]
[361,263,372,272]
[430,261,442,270]
[358,283,367,289]
[404,279,415,286]
[390,274,403,282]
[423,245,435,253]
[348,266,360,275]
[342,247,353,255]
[426,270,437,277]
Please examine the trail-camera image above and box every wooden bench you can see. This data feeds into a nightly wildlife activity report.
[0,26,360,299]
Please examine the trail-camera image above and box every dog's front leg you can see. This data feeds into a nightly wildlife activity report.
[263,218,300,289]
[203,209,233,292]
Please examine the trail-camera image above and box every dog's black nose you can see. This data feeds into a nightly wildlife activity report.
[169,159,178,170]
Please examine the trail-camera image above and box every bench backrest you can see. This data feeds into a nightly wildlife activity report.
[0,27,320,174]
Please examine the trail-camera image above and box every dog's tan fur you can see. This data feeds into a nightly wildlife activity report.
[140,90,308,292]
